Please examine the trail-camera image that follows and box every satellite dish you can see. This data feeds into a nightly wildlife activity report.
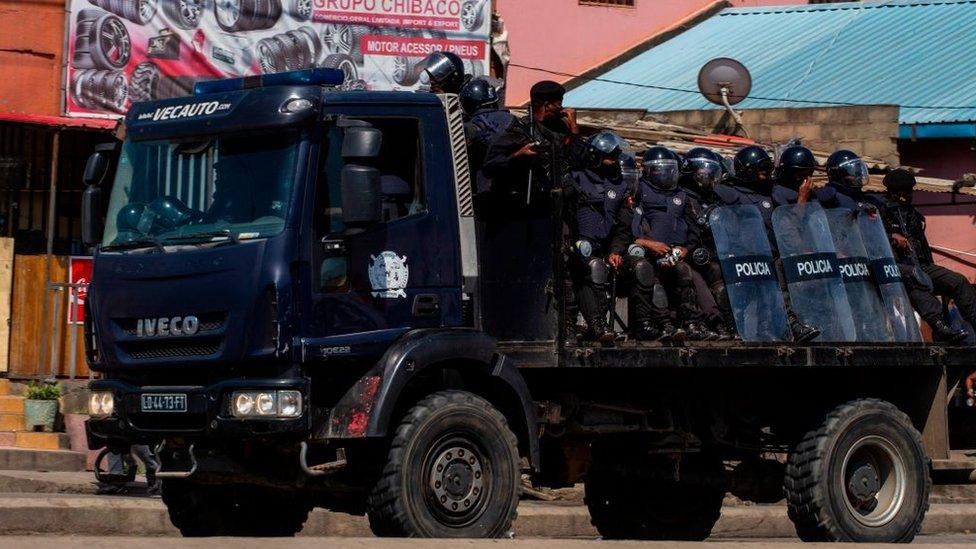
[697,57,752,106]
[697,57,752,137]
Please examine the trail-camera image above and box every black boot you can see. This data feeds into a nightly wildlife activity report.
[685,321,718,341]
[584,318,616,343]
[930,319,967,344]
[633,321,662,341]
[713,322,734,341]
[660,321,686,343]
[790,320,820,343]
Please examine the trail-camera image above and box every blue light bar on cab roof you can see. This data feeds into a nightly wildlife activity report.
[193,68,345,96]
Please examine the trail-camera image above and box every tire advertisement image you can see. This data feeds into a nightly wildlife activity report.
[64,0,492,116]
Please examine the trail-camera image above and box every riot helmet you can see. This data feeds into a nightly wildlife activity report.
[681,147,723,192]
[459,77,499,115]
[584,131,625,177]
[641,146,679,190]
[149,195,202,230]
[116,203,151,237]
[733,145,773,191]
[423,51,466,94]
[776,145,816,190]
[827,149,869,189]
[619,152,639,192]
[882,168,917,203]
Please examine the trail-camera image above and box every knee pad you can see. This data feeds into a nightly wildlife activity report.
[652,284,669,309]
[587,257,610,287]
[633,259,656,290]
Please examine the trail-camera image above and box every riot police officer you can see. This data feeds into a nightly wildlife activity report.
[715,145,820,343]
[681,147,734,339]
[615,146,715,341]
[771,144,817,207]
[882,169,970,342]
[565,132,630,342]
[483,80,581,210]
[807,150,882,211]
[459,77,515,204]
[421,51,467,94]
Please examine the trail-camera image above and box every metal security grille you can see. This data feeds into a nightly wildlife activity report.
[158,143,216,212]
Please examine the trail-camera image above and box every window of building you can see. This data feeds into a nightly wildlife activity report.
[580,0,635,7]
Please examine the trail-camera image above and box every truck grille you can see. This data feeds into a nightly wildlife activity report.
[119,338,222,360]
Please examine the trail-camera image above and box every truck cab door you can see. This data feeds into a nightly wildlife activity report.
[300,108,463,357]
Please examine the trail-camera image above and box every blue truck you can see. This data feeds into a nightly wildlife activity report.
[81,68,976,541]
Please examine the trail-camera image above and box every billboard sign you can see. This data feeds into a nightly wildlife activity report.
[64,0,492,117]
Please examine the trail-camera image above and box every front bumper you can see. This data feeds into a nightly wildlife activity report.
[86,377,310,449]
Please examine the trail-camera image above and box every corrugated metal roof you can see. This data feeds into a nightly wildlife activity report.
[563,0,976,125]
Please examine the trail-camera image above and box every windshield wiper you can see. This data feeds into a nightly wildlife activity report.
[101,236,166,253]
[163,230,241,245]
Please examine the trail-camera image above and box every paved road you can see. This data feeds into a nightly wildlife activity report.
[2,536,976,548]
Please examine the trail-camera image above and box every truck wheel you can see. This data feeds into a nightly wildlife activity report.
[785,399,930,542]
[323,53,357,82]
[366,390,520,538]
[161,480,228,536]
[585,451,725,540]
[459,0,484,31]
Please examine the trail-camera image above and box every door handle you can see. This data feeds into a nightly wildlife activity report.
[412,294,440,317]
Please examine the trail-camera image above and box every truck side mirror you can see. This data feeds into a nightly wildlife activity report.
[340,165,382,228]
[342,127,382,159]
[83,151,110,187]
[81,185,103,248]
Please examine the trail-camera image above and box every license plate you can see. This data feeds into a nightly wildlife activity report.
[140,393,187,413]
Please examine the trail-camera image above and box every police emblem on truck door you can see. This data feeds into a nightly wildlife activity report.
[369,251,409,299]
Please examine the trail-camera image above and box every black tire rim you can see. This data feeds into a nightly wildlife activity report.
[422,433,491,528]
[179,0,203,26]
[322,24,352,54]
[841,435,907,527]
[214,0,240,28]
[100,17,131,67]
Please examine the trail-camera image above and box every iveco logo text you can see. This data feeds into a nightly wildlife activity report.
[136,316,200,337]
[136,102,230,121]
[735,261,771,277]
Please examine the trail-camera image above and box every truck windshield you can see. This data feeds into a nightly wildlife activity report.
[101,130,300,249]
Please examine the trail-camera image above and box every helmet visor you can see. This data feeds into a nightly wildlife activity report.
[643,158,679,189]
[685,158,722,190]
[424,54,456,85]
[837,158,869,188]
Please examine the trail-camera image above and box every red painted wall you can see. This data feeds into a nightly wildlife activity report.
[0,0,67,116]
[496,0,804,107]
[898,139,976,181]
[912,191,976,282]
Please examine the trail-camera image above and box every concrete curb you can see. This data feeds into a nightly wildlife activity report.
[0,496,973,538]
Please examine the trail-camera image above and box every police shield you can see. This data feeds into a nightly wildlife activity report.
[857,210,923,342]
[824,208,892,341]
[709,204,790,341]
[772,203,857,342]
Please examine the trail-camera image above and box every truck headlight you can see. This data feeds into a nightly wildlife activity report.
[231,390,303,418]
[89,391,114,417]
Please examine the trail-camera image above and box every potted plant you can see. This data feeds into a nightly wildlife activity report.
[24,381,61,432]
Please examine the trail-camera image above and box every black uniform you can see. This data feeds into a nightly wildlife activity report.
[464,107,516,199]
[683,181,733,331]
[881,196,976,332]
[566,168,628,334]
[483,115,580,211]
[812,181,883,211]
[616,179,704,333]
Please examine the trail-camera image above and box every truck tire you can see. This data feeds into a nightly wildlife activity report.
[73,10,131,70]
[88,0,157,24]
[323,53,357,82]
[72,68,128,113]
[287,0,310,21]
[784,399,930,542]
[585,451,725,540]
[214,0,281,32]
[161,0,204,29]
[459,0,484,31]
[162,481,313,537]
[366,390,520,538]
[129,62,190,102]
